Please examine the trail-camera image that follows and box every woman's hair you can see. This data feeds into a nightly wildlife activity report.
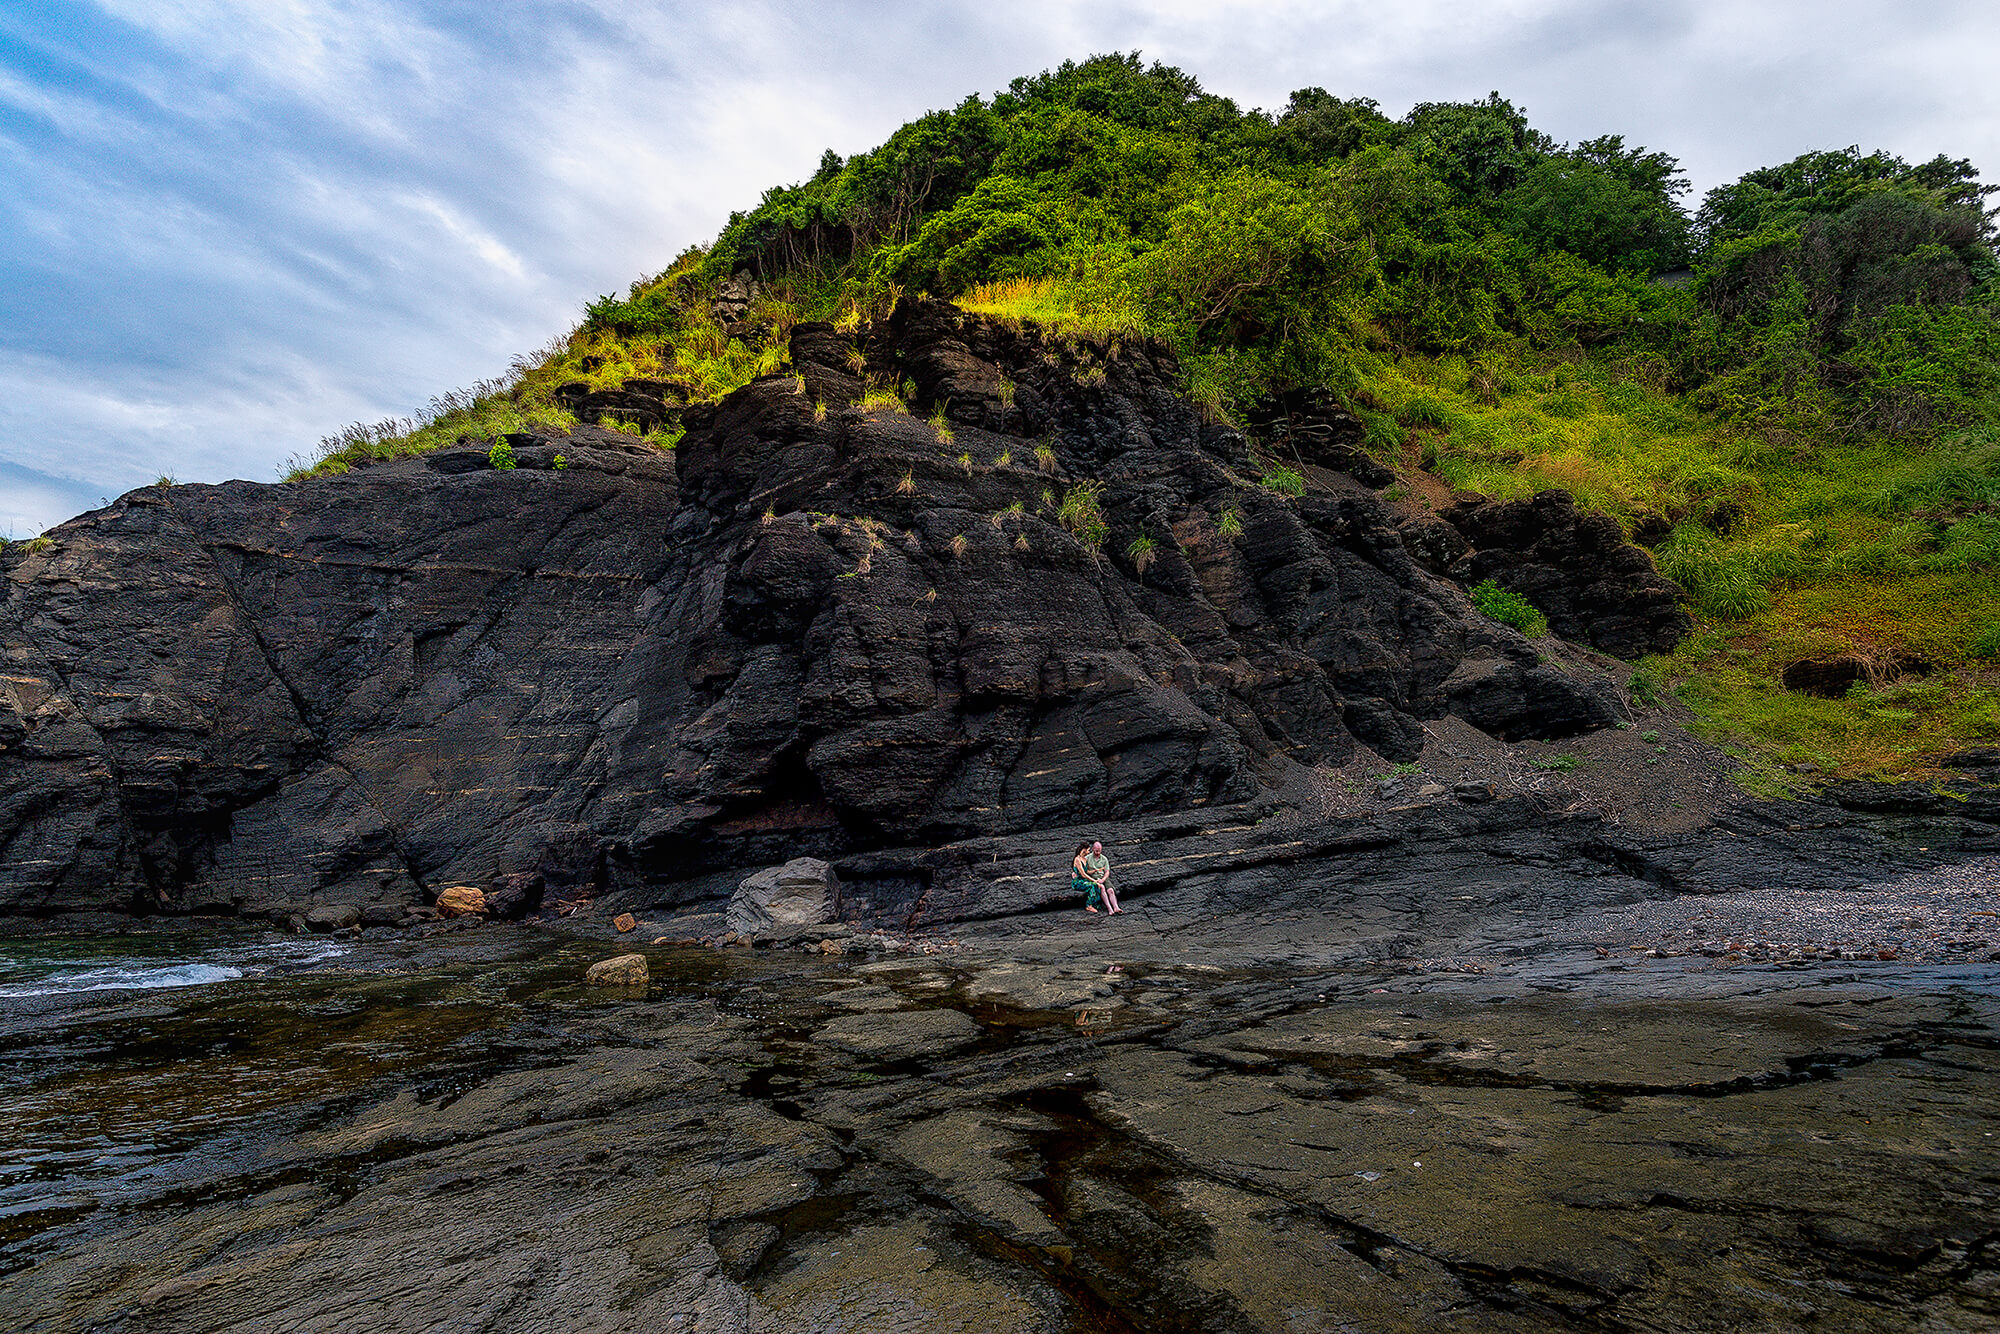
[1073,842,1092,861]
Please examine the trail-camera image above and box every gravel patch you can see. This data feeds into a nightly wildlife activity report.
[1572,858,2000,964]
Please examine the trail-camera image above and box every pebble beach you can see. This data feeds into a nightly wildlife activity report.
[1577,858,2000,964]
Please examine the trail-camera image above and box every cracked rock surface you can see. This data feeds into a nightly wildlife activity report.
[6,902,1998,1334]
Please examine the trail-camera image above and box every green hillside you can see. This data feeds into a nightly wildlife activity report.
[298,54,2000,789]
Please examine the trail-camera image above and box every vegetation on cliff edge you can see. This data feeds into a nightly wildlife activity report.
[292,54,2000,787]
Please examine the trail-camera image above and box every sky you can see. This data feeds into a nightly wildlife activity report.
[3,0,1997,537]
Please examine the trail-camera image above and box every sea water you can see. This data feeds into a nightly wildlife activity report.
[0,932,350,998]
[0,925,587,1264]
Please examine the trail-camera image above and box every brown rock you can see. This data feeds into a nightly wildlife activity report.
[435,885,486,917]
[584,953,649,987]
[614,912,637,933]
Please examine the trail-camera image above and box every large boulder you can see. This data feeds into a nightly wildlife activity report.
[728,858,842,937]
[303,903,361,933]
[435,885,486,917]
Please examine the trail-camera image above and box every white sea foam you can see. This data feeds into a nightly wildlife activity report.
[0,962,245,998]
[0,935,351,998]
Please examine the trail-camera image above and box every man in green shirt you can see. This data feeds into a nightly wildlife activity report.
[1082,841,1121,914]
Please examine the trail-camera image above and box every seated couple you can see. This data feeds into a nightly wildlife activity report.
[1070,840,1122,914]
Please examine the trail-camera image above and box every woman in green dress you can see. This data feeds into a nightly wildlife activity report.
[1070,842,1102,911]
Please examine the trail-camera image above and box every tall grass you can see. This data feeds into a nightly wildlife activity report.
[957,276,1147,342]
[292,261,853,478]
[1384,343,2000,783]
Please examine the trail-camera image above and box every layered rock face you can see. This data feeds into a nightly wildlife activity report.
[0,300,1674,918]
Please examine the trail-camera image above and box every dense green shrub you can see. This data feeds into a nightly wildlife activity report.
[1629,663,1668,708]
[1056,480,1108,550]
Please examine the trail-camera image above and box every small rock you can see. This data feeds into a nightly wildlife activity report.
[1416,782,1447,797]
[819,938,845,955]
[614,912,637,933]
[1374,778,1405,800]
[584,953,649,987]
[435,885,486,918]
[1453,782,1494,804]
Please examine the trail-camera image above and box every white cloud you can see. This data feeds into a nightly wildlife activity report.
[398,193,531,281]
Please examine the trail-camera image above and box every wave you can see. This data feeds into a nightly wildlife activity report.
[0,962,246,998]
[0,935,352,998]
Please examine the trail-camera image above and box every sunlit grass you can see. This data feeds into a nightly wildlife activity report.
[1646,573,2000,790]
[957,276,1147,342]
[1388,347,2000,782]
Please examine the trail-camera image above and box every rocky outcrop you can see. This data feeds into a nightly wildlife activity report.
[552,380,687,433]
[1435,490,1692,659]
[2,299,1685,920]
[1244,387,1395,487]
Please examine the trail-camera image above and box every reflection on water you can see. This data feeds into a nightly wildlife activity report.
[0,928,586,1258]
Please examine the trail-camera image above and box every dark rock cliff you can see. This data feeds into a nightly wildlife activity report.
[4,299,1884,923]
[1438,490,1691,659]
